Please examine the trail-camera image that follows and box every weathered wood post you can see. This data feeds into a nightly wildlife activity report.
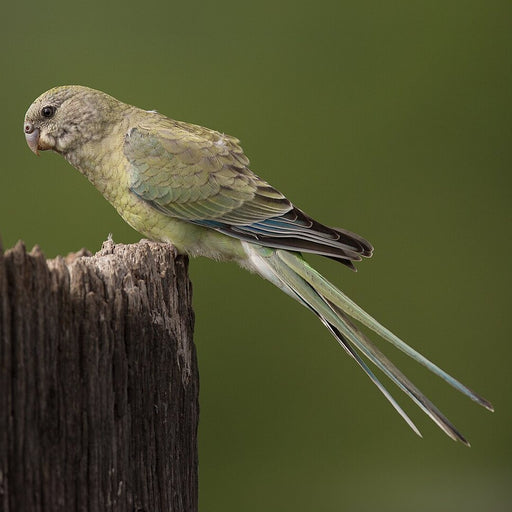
[0,239,199,512]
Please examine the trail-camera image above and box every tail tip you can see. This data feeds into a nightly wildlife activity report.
[473,394,494,412]
[483,401,494,413]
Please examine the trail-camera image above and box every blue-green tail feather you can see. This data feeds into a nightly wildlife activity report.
[245,243,492,444]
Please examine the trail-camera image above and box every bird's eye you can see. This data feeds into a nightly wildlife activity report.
[41,105,56,118]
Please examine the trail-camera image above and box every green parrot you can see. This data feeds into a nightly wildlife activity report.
[24,85,492,444]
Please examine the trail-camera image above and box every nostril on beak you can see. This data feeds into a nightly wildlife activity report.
[24,122,40,155]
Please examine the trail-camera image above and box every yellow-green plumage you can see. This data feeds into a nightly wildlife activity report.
[24,85,492,444]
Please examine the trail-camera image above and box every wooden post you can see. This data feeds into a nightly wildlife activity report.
[0,239,199,512]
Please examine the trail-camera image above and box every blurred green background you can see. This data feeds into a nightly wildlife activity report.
[2,1,511,510]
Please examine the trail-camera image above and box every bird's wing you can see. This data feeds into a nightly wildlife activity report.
[125,118,290,223]
[124,119,372,265]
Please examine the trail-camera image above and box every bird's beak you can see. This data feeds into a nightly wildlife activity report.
[24,122,40,155]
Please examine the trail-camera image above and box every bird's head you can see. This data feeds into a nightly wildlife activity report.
[24,85,121,156]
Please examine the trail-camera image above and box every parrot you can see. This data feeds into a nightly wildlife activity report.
[24,85,492,445]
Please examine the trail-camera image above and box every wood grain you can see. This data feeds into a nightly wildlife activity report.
[0,239,198,512]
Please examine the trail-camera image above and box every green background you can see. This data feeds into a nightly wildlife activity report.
[2,1,511,510]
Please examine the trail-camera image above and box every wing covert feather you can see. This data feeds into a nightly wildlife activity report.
[125,120,292,224]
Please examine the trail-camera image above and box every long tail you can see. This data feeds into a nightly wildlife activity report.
[243,243,493,445]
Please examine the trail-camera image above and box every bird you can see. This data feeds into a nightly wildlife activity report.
[24,85,492,445]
